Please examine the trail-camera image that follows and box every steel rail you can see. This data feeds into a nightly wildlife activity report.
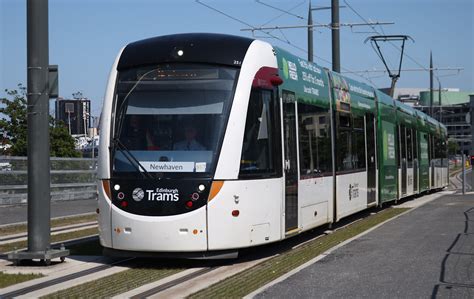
[0,257,135,298]
[129,267,219,299]
[0,222,97,243]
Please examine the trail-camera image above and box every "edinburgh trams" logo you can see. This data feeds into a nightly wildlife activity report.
[132,187,180,202]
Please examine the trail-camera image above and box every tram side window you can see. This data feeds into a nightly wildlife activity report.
[353,116,366,170]
[396,126,401,168]
[400,125,406,166]
[428,134,432,163]
[432,135,436,164]
[434,137,443,167]
[413,130,418,161]
[336,113,366,172]
[421,133,429,163]
[407,128,413,167]
[298,103,332,178]
[442,139,448,167]
[239,89,280,177]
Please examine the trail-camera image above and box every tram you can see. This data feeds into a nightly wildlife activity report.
[97,33,448,257]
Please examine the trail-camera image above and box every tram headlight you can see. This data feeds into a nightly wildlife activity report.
[172,47,185,59]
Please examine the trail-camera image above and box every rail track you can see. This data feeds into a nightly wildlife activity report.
[0,193,443,298]
[1,257,135,298]
[0,222,97,244]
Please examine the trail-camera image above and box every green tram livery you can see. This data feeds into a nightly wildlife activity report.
[97,34,448,257]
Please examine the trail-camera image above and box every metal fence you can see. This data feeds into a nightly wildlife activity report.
[1,155,469,205]
[0,156,98,205]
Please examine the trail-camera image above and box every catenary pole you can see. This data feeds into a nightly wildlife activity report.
[26,0,51,254]
[308,2,313,62]
[331,0,340,72]
[9,0,68,265]
[462,154,466,194]
[470,95,474,190]
[439,81,442,123]
[429,51,433,117]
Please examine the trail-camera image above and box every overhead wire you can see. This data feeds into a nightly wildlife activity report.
[256,0,329,30]
[260,0,307,27]
[255,0,305,20]
[343,0,441,82]
[195,0,377,86]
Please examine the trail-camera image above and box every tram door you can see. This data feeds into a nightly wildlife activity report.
[366,114,376,205]
[282,91,298,232]
[400,125,407,195]
[413,131,418,193]
[430,135,435,188]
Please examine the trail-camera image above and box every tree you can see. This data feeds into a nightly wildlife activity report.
[447,140,459,156]
[0,85,28,155]
[0,84,80,157]
[50,119,81,157]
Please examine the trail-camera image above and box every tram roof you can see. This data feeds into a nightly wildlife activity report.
[117,33,255,70]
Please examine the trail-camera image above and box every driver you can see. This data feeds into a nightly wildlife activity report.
[173,126,205,150]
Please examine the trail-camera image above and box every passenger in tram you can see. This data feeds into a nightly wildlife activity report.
[173,126,205,151]
[122,115,157,150]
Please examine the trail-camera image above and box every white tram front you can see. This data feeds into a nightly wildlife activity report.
[98,33,300,257]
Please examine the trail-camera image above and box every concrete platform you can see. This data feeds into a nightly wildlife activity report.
[254,192,474,298]
[0,255,130,298]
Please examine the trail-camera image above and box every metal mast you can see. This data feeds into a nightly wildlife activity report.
[430,51,434,117]
[308,2,313,62]
[9,0,68,266]
[331,0,340,72]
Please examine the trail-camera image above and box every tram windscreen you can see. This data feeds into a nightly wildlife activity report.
[112,64,238,176]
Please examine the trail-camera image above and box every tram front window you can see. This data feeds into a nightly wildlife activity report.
[112,64,237,176]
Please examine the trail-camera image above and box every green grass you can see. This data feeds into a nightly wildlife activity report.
[0,271,44,288]
[189,207,410,299]
[42,266,183,299]
[0,227,98,254]
[0,213,97,237]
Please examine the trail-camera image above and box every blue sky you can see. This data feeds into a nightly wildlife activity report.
[1,0,473,117]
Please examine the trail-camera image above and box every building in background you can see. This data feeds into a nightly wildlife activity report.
[392,88,473,155]
[416,90,472,155]
[379,88,426,107]
[55,97,91,136]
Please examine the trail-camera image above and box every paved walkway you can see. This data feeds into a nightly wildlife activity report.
[256,192,474,298]
[0,199,97,225]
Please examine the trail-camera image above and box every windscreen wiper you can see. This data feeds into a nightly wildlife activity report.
[112,138,154,180]
[115,69,159,139]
